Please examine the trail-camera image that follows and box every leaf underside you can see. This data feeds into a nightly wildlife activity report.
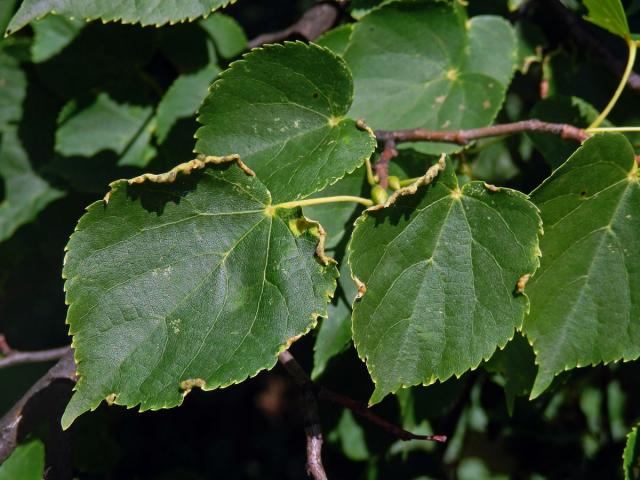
[349,159,542,403]
[62,159,337,428]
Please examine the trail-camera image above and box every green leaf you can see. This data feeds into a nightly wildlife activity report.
[31,15,84,63]
[343,1,515,154]
[55,93,153,161]
[315,24,353,56]
[0,439,45,480]
[0,51,26,131]
[584,0,630,39]
[312,295,352,379]
[624,424,640,480]
[195,42,376,203]
[0,127,64,242]
[156,64,220,144]
[471,139,520,184]
[349,158,541,403]
[199,13,247,59]
[484,332,536,414]
[62,157,337,428]
[463,16,518,86]
[524,133,640,398]
[328,410,370,461]
[303,166,366,250]
[6,0,235,35]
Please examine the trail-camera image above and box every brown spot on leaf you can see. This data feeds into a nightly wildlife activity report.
[180,378,206,397]
[483,182,500,192]
[483,100,491,109]
[105,393,117,406]
[354,276,367,299]
[516,274,531,294]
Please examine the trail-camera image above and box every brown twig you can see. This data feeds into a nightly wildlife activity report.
[278,351,327,480]
[0,335,71,370]
[0,350,77,464]
[376,138,398,189]
[278,350,447,475]
[545,0,640,91]
[375,119,588,146]
[248,2,340,49]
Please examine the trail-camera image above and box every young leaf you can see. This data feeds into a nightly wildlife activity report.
[6,0,235,35]
[583,0,630,40]
[343,0,516,154]
[62,157,337,428]
[0,440,44,480]
[0,127,64,242]
[349,159,541,403]
[195,42,376,203]
[524,133,640,398]
[624,424,640,480]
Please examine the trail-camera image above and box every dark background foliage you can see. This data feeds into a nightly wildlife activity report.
[1,0,640,478]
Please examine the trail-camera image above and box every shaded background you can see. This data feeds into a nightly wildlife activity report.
[2,0,640,478]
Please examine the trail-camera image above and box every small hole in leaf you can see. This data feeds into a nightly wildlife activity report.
[580,190,587,197]
[312,92,319,98]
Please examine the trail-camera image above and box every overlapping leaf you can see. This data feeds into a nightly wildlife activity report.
[55,93,155,166]
[6,0,236,35]
[524,134,640,397]
[31,15,83,62]
[349,158,541,403]
[195,41,376,203]
[343,0,516,154]
[0,127,64,242]
[62,157,337,428]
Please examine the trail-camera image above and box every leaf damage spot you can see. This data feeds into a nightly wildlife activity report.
[516,274,530,294]
[446,69,458,81]
[127,154,254,186]
[105,393,117,406]
[354,276,367,299]
[288,216,335,266]
[483,182,500,192]
[180,378,207,397]
[482,99,492,109]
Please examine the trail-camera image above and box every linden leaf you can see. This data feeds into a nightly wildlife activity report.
[343,0,516,154]
[349,159,541,403]
[6,0,236,35]
[195,41,376,203]
[62,157,337,428]
[523,134,640,398]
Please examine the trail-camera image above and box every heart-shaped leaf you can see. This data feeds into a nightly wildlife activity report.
[62,156,337,428]
[349,158,541,403]
[343,0,516,154]
[523,133,640,397]
[195,41,376,203]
